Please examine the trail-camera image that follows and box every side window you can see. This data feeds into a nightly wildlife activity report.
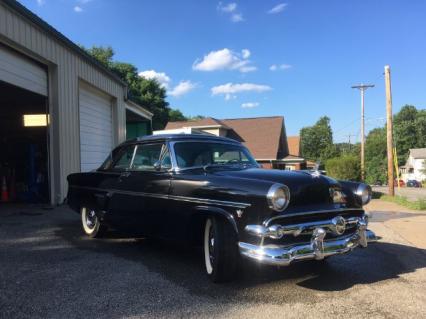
[131,144,163,171]
[112,146,135,170]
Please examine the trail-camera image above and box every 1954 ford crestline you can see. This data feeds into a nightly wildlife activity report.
[67,134,377,282]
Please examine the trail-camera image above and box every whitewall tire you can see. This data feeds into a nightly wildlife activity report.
[203,216,238,283]
[81,206,107,238]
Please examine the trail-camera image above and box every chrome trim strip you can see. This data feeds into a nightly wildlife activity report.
[263,208,364,226]
[69,185,251,209]
[239,229,377,266]
[247,216,361,239]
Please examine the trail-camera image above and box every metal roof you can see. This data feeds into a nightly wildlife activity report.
[3,0,127,87]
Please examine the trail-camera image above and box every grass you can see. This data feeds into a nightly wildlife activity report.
[374,192,426,210]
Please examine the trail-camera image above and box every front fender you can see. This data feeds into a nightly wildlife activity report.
[191,205,239,235]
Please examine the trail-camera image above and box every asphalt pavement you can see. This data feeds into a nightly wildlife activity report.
[1,204,425,318]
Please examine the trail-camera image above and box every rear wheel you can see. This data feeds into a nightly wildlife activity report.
[203,216,238,283]
[81,206,107,238]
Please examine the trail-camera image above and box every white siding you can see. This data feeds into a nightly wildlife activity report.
[79,85,113,172]
[0,44,47,95]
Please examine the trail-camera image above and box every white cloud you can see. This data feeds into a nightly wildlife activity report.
[138,70,171,89]
[36,0,45,6]
[218,2,237,13]
[269,64,292,71]
[169,81,197,97]
[193,48,256,73]
[218,2,244,22]
[74,6,83,12]
[268,3,287,14]
[138,70,196,97]
[241,102,259,108]
[211,83,272,99]
[231,13,244,22]
[240,65,257,73]
[224,94,237,101]
[241,49,251,59]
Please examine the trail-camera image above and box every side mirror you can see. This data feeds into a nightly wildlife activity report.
[153,161,162,171]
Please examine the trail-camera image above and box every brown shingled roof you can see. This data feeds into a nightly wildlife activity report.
[221,116,286,159]
[287,136,300,156]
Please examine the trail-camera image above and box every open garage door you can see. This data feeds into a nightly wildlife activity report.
[0,83,49,203]
[79,84,113,172]
[0,44,47,97]
[0,45,49,203]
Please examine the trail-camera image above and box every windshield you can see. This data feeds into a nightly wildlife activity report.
[173,141,258,169]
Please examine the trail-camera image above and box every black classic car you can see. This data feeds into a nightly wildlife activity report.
[67,134,377,282]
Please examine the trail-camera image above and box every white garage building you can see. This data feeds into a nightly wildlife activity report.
[0,0,152,204]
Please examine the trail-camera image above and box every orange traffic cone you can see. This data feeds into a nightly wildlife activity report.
[1,176,9,202]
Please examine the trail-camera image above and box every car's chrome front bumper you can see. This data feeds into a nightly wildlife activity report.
[239,216,377,266]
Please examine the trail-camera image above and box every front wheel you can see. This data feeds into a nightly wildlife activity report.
[203,217,238,283]
[81,206,107,238]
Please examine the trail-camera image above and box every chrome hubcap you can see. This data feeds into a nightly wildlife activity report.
[85,210,97,229]
[208,227,215,265]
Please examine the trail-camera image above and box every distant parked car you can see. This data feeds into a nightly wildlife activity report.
[406,180,422,188]
[395,179,405,187]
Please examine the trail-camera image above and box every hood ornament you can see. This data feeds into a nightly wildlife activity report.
[311,161,322,178]
[236,209,244,218]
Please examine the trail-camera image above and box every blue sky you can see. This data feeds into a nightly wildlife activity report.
[20,0,426,142]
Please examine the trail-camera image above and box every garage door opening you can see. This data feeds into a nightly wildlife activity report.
[0,81,49,203]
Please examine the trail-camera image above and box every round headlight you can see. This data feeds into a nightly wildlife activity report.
[356,183,372,205]
[267,184,290,212]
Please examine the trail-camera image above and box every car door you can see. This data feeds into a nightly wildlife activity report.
[108,142,172,235]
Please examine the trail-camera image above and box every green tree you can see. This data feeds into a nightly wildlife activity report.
[300,116,333,162]
[335,142,360,157]
[365,127,387,184]
[83,45,185,130]
[393,105,418,165]
[325,155,360,181]
[85,46,114,67]
[415,109,426,148]
[187,115,206,121]
[168,109,186,122]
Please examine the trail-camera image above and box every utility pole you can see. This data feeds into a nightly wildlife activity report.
[351,83,375,181]
[385,65,394,196]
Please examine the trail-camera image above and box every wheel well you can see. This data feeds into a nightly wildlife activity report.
[188,210,238,246]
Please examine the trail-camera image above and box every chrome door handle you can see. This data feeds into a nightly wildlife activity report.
[120,171,131,178]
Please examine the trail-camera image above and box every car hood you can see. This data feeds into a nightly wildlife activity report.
[211,168,339,206]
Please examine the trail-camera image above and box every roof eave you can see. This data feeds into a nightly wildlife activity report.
[3,0,128,87]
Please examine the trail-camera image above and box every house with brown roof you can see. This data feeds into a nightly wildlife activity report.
[161,116,306,170]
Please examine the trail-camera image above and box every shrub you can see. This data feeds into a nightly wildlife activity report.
[325,155,361,181]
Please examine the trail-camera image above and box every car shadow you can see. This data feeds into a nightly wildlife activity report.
[56,219,426,298]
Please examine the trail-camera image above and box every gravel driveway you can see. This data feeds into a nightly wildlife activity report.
[1,204,425,318]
